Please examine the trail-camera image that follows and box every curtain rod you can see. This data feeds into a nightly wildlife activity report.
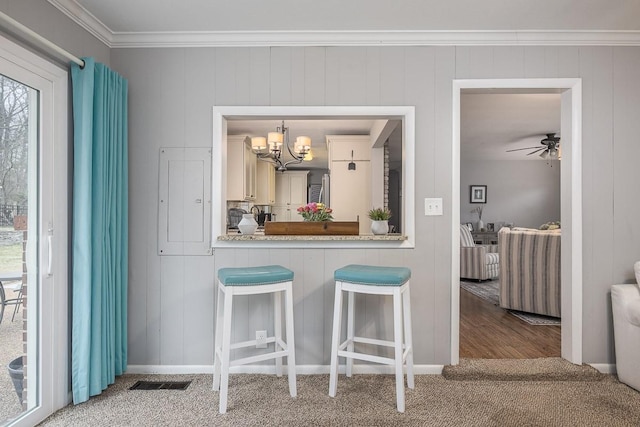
[0,10,84,68]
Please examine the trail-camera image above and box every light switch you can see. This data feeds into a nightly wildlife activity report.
[425,198,443,216]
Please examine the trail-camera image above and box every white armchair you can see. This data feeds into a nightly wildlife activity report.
[459,224,499,281]
[611,262,640,392]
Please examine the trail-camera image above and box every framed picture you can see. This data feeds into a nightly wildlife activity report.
[470,185,487,204]
[487,223,494,232]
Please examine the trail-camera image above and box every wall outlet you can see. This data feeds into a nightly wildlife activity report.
[256,330,267,348]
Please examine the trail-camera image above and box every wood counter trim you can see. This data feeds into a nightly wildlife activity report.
[264,221,359,236]
[217,234,407,241]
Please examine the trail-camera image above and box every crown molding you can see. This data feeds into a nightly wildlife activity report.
[110,30,640,48]
[48,0,640,48]
[47,0,111,46]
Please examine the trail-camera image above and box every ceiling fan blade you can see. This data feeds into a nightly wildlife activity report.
[526,147,547,156]
[506,146,541,152]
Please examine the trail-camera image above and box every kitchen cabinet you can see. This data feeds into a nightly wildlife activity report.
[227,135,256,201]
[326,135,372,234]
[255,160,276,205]
[273,170,308,221]
[326,135,372,162]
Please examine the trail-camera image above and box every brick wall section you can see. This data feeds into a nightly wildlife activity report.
[21,230,27,410]
[11,216,28,409]
[384,142,389,209]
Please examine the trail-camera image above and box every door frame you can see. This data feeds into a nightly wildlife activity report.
[451,78,583,365]
[0,34,70,425]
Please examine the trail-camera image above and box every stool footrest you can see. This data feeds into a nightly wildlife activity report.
[350,336,397,348]
[229,336,277,350]
[230,350,290,367]
[337,338,412,365]
[337,350,395,365]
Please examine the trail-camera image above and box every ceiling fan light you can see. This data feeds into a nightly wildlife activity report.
[549,148,559,158]
[539,150,549,159]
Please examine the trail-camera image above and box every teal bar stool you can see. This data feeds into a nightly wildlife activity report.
[328,264,414,413]
[213,265,296,414]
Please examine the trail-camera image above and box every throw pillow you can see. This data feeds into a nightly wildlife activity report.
[540,221,561,230]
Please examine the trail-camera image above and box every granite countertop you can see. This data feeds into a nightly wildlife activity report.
[218,233,408,241]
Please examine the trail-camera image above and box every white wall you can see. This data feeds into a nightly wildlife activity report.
[106,45,640,368]
[0,0,110,66]
[5,0,640,376]
[460,159,561,229]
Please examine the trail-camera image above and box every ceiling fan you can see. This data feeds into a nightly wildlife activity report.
[506,133,561,159]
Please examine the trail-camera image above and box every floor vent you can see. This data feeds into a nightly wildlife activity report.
[129,380,191,391]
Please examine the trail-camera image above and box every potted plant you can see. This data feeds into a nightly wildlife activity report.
[368,207,392,235]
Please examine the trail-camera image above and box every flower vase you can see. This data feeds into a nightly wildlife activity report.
[476,219,484,232]
[238,214,258,235]
[371,220,389,235]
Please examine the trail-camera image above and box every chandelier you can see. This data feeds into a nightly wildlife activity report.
[251,120,311,171]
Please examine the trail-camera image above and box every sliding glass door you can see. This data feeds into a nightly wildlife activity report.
[0,35,69,426]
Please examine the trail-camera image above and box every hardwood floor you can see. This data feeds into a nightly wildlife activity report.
[460,287,561,359]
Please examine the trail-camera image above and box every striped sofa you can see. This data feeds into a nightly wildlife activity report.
[460,224,499,281]
[498,227,561,318]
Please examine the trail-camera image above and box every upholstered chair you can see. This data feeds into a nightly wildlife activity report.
[459,224,499,281]
[611,261,640,392]
[498,227,561,317]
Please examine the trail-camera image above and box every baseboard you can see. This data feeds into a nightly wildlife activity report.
[126,364,444,375]
[589,363,616,374]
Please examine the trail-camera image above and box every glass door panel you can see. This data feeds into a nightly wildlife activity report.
[0,33,69,426]
[0,73,38,425]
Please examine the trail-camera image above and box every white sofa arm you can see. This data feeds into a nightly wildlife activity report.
[611,283,640,392]
[611,284,640,327]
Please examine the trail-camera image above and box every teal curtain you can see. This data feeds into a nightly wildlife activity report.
[71,57,128,404]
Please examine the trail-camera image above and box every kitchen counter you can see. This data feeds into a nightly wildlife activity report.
[218,233,407,242]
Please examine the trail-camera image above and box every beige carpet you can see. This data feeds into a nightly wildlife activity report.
[39,359,640,427]
[443,357,605,381]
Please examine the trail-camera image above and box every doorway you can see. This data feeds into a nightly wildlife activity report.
[459,92,562,358]
[0,34,70,426]
[451,78,583,365]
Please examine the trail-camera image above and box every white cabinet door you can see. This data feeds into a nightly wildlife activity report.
[330,161,371,234]
[227,135,256,201]
[275,171,290,206]
[326,135,371,162]
[274,171,308,222]
[271,205,291,222]
[243,141,257,200]
[255,161,276,205]
[288,172,307,207]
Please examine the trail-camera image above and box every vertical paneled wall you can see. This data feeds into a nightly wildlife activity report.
[0,0,110,65]
[111,45,640,367]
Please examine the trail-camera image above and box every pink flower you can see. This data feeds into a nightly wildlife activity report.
[297,202,334,222]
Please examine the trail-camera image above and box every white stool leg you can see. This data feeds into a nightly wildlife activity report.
[328,281,343,397]
[274,289,283,377]
[393,287,405,413]
[213,282,224,391]
[346,290,355,378]
[403,283,414,389]
[218,288,234,414]
[284,281,297,397]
